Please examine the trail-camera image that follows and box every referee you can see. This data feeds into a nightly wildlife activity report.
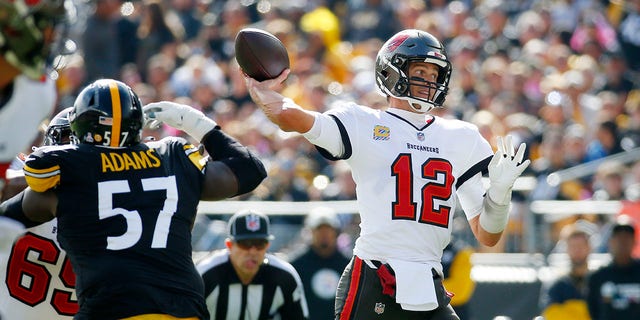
[196,210,309,320]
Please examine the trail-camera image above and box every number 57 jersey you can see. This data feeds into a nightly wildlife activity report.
[322,103,493,270]
[1,220,77,320]
[13,137,210,319]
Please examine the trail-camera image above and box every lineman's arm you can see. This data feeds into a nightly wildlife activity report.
[0,188,56,250]
[143,102,267,200]
[0,188,56,225]
[199,128,267,199]
[244,69,317,133]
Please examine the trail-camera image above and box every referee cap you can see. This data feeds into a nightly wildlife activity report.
[228,210,275,241]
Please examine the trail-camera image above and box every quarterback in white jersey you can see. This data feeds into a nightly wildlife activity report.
[322,101,494,270]
[245,29,530,320]
[0,108,77,319]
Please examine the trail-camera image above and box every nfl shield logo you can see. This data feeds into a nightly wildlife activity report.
[417,132,425,141]
[374,302,385,315]
[246,214,261,232]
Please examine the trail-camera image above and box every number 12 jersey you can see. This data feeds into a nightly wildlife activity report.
[316,103,493,273]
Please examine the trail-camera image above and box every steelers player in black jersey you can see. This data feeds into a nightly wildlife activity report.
[0,79,267,320]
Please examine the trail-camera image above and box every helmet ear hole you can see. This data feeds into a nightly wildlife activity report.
[395,82,408,94]
[392,56,407,68]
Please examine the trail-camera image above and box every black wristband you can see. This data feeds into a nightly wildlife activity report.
[201,128,267,195]
[0,191,38,228]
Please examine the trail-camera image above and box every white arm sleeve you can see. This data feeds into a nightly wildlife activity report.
[302,112,345,158]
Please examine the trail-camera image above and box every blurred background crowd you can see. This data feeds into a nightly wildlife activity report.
[46,0,640,256]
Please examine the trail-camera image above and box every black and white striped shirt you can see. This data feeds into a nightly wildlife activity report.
[197,250,309,320]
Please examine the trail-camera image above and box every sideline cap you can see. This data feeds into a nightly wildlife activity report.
[612,215,636,236]
[305,206,341,230]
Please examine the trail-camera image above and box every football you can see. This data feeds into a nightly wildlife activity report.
[234,28,290,81]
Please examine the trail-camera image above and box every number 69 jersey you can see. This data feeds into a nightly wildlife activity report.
[1,220,77,320]
[16,137,210,319]
[320,103,493,272]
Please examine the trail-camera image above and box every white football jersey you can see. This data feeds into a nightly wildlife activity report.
[0,75,56,165]
[318,102,493,272]
[0,220,77,319]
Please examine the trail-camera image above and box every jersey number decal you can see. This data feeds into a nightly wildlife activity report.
[103,131,131,147]
[6,232,78,316]
[391,154,454,228]
[99,176,178,250]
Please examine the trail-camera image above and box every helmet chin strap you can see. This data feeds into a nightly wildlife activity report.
[398,96,435,113]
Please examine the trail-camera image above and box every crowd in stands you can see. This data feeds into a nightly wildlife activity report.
[52,0,640,254]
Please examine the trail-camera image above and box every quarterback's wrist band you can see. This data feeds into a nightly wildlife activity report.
[0,191,37,228]
[480,194,510,233]
[201,128,267,195]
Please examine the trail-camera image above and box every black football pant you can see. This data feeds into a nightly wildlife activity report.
[335,256,460,320]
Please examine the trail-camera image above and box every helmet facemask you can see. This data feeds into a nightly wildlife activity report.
[43,107,73,146]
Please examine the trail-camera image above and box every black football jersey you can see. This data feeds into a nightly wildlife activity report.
[197,250,309,320]
[23,137,209,320]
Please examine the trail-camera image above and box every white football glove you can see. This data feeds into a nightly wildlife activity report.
[143,101,217,142]
[487,135,531,205]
